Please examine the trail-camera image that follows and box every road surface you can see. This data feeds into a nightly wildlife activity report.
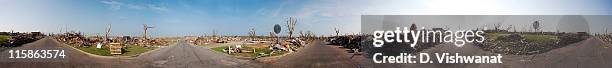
[135,40,262,68]
[267,40,361,68]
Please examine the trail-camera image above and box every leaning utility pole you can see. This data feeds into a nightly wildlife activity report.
[143,24,153,40]
[105,23,112,43]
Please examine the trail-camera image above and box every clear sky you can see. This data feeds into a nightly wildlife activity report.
[1,0,611,37]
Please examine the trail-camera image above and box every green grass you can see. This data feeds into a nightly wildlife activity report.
[485,33,509,40]
[78,46,112,56]
[196,44,208,46]
[486,33,559,43]
[522,34,559,42]
[78,45,157,56]
[254,48,287,57]
[0,35,12,44]
[211,46,226,53]
[121,45,157,56]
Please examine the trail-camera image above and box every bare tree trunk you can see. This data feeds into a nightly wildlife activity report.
[286,17,297,39]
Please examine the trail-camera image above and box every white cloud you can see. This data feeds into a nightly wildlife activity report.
[100,0,170,13]
[148,4,169,13]
[126,4,144,10]
[100,0,123,10]
[256,1,287,18]
[290,0,370,35]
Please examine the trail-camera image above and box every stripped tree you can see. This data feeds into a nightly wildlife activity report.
[249,26,256,40]
[334,27,339,37]
[286,17,297,39]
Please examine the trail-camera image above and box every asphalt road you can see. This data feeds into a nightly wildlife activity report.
[267,40,361,68]
[135,40,262,68]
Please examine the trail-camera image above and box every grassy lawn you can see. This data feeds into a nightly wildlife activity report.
[78,46,112,56]
[480,32,565,55]
[254,47,287,57]
[121,45,157,56]
[211,46,226,53]
[77,45,157,56]
[196,44,208,46]
[486,33,559,43]
[0,35,12,44]
[211,44,287,58]
[522,34,559,42]
[486,32,509,40]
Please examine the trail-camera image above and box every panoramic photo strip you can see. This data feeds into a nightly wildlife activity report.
[1,0,612,68]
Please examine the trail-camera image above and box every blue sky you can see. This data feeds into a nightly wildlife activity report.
[1,0,337,37]
[1,0,611,37]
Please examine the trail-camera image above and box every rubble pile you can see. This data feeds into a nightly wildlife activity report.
[187,36,212,45]
[53,32,90,47]
[353,34,442,58]
[475,33,589,55]
[188,36,240,45]
[53,32,173,48]
[328,35,364,52]
[595,34,612,48]
[143,38,173,46]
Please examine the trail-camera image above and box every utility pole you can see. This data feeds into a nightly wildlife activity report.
[105,23,112,43]
[143,24,153,40]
